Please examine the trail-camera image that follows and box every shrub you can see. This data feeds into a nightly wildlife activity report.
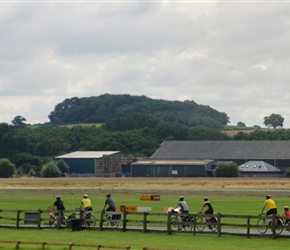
[213,162,240,177]
[40,161,61,178]
[0,158,16,178]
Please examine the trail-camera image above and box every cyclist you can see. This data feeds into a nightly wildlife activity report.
[199,197,214,229]
[261,195,277,216]
[103,193,116,212]
[53,196,66,225]
[172,196,189,230]
[79,194,93,218]
[284,206,290,231]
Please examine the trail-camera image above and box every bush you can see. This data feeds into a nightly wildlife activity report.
[40,161,61,177]
[0,158,16,178]
[213,162,240,177]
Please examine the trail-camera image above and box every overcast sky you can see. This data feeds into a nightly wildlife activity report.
[1,1,290,128]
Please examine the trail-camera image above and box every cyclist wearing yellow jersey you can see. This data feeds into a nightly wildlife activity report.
[79,194,93,212]
[261,195,277,215]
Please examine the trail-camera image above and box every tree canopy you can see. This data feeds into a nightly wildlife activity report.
[48,94,229,129]
[263,113,284,129]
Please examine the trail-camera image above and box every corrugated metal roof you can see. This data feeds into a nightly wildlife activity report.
[150,140,290,159]
[238,161,281,172]
[55,151,120,159]
[132,159,214,166]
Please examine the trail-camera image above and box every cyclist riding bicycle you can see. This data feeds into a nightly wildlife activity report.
[172,196,189,230]
[284,206,290,231]
[103,193,116,212]
[261,195,277,216]
[53,196,65,217]
[199,197,214,229]
[79,194,93,218]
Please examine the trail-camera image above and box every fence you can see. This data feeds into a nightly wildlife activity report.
[0,209,289,239]
[0,240,179,250]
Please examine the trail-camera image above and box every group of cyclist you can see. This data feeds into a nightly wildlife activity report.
[261,194,290,231]
[172,196,214,230]
[53,193,116,219]
[172,194,290,231]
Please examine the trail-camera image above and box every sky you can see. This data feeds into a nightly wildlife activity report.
[1,1,290,128]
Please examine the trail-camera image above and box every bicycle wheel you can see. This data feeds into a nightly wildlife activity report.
[84,215,96,227]
[196,216,206,232]
[49,216,56,227]
[257,218,268,234]
[269,218,283,235]
[210,217,218,232]
[182,217,192,231]
[170,217,180,231]
[61,217,67,227]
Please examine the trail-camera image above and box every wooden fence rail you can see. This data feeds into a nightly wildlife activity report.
[0,209,289,239]
[0,240,131,250]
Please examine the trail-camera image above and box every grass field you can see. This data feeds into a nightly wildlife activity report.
[1,177,290,250]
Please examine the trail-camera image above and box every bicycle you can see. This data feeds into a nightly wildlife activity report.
[257,214,283,235]
[47,206,67,228]
[74,208,96,228]
[196,212,218,232]
[169,209,192,231]
[103,211,121,228]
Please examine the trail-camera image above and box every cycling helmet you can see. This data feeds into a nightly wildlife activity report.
[83,194,88,198]
[56,196,60,199]
[204,197,208,201]
[284,206,289,210]
[266,195,271,199]
[179,196,184,201]
[106,193,111,197]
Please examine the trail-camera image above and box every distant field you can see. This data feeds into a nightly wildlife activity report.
[0,177,290,190]
[61,123,103,128]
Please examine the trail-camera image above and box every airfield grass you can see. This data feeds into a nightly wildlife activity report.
[1,178,290,249]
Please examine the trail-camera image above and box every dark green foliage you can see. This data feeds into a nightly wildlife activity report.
[264,113,284,129]
[11,115,27,127]
[213,162,240,177]
[190,126,231,140]
[56,159,69,174]
[285,167,290,177]
[0,158,16,178]
[104,113,161,132]
[48,94,229,129]
[40,161,61,177]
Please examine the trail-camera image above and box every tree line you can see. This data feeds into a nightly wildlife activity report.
[2,113,290,178]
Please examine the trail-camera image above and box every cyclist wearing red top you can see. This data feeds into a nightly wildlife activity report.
[284,206,290,231]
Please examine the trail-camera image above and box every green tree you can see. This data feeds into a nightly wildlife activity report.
[11,115,27,127]
[213,162,239,177]
[40,161,61,177]
[0,158,16,178]
[237,122,246,127]
[285,167,290,177]
[263,113,284,129]
[56,159,69,174]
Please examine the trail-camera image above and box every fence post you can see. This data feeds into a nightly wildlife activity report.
[37,209,42,229]
[217,213,222,237]
[246,216,250,238]
[15,241,20,249]
[42,242,46,250]
[99,210,104,231]
[16,210,21,228]
[142,247,146,250]
[143,212,147,232]
[68,242,73,250]
[122,211,127,232]
[167,212,172,235]
[271,214,277,239]
[192,214,197,236]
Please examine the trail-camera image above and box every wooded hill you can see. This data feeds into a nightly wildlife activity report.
[48,94,229,129]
